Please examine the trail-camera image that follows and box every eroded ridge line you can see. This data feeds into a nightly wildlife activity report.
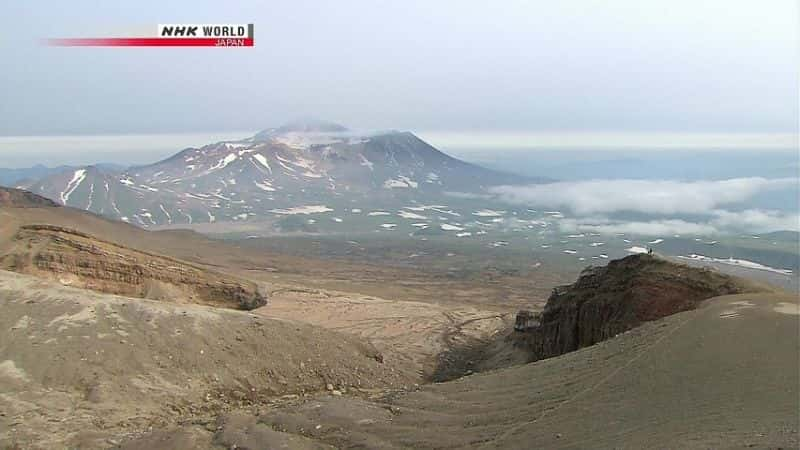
[484,311,700,448]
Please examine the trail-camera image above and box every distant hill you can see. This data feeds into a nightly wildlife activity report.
[761,230,800,241]
[0,165,74,187]
[0,186,59,208]
[0,163,126,187]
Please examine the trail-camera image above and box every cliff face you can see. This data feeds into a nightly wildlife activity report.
[0,224,266,310]
[521,254,747,361]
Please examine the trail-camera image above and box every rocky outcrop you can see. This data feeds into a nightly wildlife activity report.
[0,224,266,310]
[514,310,539,332]
[519,254,748,361]
[0,187,59,207]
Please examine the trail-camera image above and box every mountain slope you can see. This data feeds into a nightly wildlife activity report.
[0,186,59,207]
[119,290,799,449]
[23,166,177,226]
[0,188,266,309]
[0,224,266,310]
[22,121,535,226]
[0,270,412,449]
[0,164,75,187]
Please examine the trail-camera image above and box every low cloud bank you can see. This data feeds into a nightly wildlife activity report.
[487,178,798,235]
[710,209,799,233]
[557,210,799,236]
[489,177,795,216]
[558,218,718,236]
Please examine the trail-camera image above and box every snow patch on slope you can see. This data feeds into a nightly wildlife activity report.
[472,209,505,217]
[269,205,333,215]
[398,211,427,220]
[678,254,793,275]
[383,176,418,189]
[255,181,276,191]
[60,169,87,204]
[441,223,465,231]
[252,154,272,174]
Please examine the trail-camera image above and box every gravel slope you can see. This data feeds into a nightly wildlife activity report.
[138,292,798,449]
[0,271,416,449]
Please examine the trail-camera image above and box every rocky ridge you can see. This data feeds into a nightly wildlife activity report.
[516,254,754,361]
[0,224,266,310]
[0,186,59,208]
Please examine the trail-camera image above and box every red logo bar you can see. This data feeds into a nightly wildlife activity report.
[46,37,254,47]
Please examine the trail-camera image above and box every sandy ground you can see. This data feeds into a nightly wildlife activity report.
[258,286,508,380]
[138,292,797,449]
[0,205,535,382]
[0,271,417,449]
[1,205,798,449]
[0,206,563,313]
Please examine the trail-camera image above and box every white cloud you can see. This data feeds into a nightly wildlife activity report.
[490,178,796,215]
[559,218,718,236]
[444,191,492,200]
[555,209,799,236]
[710,209,800,233]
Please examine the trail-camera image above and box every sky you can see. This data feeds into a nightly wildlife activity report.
[0,0,798,138]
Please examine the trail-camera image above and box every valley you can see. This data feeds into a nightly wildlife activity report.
[0,188,797,448]
[9,120,798,279]
[0,121,797,450]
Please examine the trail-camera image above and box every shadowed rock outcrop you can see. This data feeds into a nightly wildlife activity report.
[519,254,752,361]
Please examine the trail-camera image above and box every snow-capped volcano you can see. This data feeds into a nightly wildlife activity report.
[21,121,534,227]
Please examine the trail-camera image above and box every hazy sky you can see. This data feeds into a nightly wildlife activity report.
[1,0,797,136]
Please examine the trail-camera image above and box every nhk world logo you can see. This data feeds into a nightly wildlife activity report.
[47,24,254,47]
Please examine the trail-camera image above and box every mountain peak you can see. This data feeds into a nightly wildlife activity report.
[275,118,349,134]
[21,123,534,227]
[253,119,349,142]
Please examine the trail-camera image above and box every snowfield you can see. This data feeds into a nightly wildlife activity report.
[269,205,333,215]
[398,211,428,220]
[678,254,793,275]
[472,209,505,217]
[209,153,238,172]
[441,224,465,231]
[383,176,419,189]
[254,181,276,192]
[60,169,87,204]
[252,154,272,173]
